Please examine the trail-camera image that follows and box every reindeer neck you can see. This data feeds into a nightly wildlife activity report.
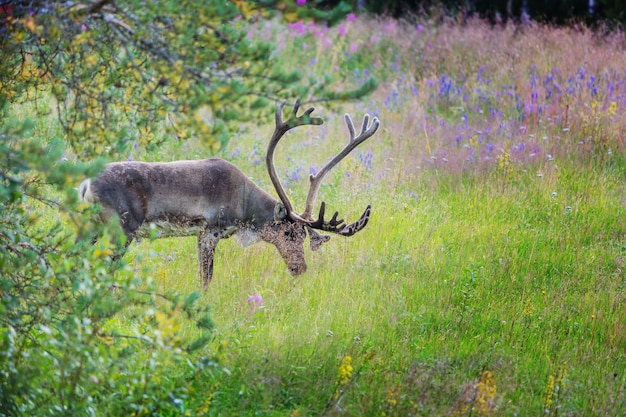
[241,180,279,229]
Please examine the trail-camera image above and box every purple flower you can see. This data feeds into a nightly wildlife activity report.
[347,13,356,22]
[247,293,264,307]
[297,0,306,5]
[338,25,347,36]
[288,21,307,35]
[359,151,373,171]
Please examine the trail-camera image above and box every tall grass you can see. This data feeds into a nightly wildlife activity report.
[31,14,626,416]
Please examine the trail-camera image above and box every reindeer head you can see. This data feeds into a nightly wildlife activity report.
[257,216,308,275]
[261,100,379,275]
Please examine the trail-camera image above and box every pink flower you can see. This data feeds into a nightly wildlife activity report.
[383,21,396,31]
[288,20,307,36]
[297,0,306,5]
[247,293,263,306]
[416,24,424,32]
[81,24,87,31]
[308,21,323,37]
[338,24,347,36]
[347,13,356,22]
[350,43,358,53]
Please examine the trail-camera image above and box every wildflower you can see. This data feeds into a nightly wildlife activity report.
[475,370,497,416]
[346,13,356,21]
[247,293,263,305]
[338,356,353,384]
[383,21,396,31]
[288,21,307,36]
[337,24,347,36]
[386,387,398,407]
[359,151,373,171]
[247,293,263,310]
[522,298,533,317]
[296,0,306,5]
[497,148,510,169]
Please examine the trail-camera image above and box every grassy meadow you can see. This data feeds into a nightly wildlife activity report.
[30,14,626,416]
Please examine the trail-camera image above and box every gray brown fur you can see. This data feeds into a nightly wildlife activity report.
[80,158,315,290]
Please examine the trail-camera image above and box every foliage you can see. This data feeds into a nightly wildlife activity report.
[0,0,375,156]
[0,121,215,415]
[344,0,626,27]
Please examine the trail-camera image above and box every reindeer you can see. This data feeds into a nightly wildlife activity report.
[79,100,380,289]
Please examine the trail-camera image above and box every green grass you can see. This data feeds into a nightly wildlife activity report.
[21,14,626,416]
[128,158,625,415]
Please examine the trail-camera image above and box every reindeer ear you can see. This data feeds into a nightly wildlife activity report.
[306,226,331,251]
[274,203,288,221]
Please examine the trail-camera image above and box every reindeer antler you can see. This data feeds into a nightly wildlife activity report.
[266,100,380,236]
[266,99,323,217]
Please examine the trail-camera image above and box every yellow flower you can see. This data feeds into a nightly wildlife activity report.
[475,370,496,416]
[522,298,534,317]
[498,148,510,169]
[338,356,353,385]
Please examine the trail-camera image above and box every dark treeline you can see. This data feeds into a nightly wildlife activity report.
[346,0,625,27]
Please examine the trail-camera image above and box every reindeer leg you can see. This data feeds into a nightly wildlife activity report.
[198,227,220,291]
